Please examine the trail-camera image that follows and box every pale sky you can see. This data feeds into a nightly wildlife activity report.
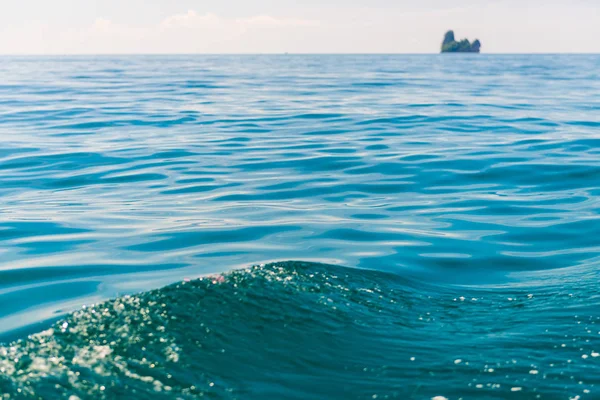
[0,0,598,54]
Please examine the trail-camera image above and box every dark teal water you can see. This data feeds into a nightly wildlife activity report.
[0,55,599,399]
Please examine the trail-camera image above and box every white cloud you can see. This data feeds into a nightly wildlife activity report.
[0,10,322,54]
[160,11,222,29]
[92,17,114,32]
[52,11,321,53]
[159,10,319,32]
[150,11,321,53]
[239,15,319,27]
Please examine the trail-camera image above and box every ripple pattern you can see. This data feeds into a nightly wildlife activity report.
[1,55,600,341]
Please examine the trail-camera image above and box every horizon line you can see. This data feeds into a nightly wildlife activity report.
[1,52,599,57]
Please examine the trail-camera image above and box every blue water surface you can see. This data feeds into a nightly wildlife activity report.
[0,55,599,399]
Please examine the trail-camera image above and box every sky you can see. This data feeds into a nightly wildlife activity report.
[0,0,598,54]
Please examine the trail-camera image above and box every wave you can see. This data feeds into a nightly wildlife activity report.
[1,261,598,399]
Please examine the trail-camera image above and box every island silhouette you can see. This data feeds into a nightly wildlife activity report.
[441,30,481,53]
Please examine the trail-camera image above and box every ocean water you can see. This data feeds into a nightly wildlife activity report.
[0,55,599,399]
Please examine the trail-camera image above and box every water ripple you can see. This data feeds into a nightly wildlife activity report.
[1,54,600,343]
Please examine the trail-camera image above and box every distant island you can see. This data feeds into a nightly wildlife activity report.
[441,30,481,53]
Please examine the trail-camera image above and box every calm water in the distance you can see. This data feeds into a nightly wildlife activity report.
[0,55,599,399]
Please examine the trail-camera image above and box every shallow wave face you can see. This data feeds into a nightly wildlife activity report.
[1,262,598,399]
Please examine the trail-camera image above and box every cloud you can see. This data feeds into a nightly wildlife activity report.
[239,15,319,27]
[160,11,222,29]
[91,18,114,32]
[0,10,322,54]
[159,10,319,30]
[151,11,321,53]
[55,11,321,53]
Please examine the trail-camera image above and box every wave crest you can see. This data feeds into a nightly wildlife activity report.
[1,261,598,399]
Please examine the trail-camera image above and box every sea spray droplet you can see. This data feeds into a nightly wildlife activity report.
[0,261,598,398]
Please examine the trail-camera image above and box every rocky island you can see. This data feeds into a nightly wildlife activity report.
[441,30,481,53]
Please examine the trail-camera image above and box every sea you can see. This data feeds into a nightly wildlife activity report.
[0,55,599,399]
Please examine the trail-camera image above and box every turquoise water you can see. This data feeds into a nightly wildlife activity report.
[0,55,599,399]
